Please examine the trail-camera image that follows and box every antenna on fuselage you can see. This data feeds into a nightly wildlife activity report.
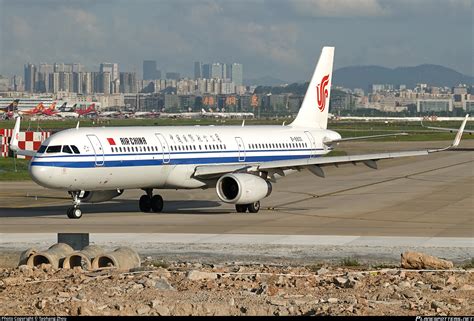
[76,121,80,129]
[241,120,245,127]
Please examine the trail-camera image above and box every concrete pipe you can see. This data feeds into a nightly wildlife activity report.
[62,245,105,270]
[27,243,74,268]
[18,248,37,266]
[91,247,141,271]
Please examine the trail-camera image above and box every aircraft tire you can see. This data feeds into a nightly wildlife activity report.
[247,201,260,213]
[235,204,247,213]
[67,207,82,219]
[151,195,164,213]
[139,195,152,212]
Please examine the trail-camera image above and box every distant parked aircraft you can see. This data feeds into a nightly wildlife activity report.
[0,99,19,119]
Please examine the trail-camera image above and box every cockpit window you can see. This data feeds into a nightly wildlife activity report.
[62,145,73,154]
[46,145,61,153]
[70,145,80,154]
[37,145,47,153]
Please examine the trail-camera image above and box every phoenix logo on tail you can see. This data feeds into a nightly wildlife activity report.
[316,74,330,112]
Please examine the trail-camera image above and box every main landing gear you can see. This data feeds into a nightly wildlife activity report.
[235,201,260,213]
[139,189,164,213]
[67,191,82,219]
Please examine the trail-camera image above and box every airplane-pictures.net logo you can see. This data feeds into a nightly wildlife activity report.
[317,74,330,112]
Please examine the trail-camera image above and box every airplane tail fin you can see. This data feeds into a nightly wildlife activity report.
[290,46,334,129]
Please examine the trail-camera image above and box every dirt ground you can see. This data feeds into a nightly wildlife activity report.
[1,258,472,316]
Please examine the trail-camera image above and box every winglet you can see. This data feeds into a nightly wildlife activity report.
[452,114,469,148]
[428,114,469,153]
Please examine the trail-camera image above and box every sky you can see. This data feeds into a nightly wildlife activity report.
[0,0,472,82]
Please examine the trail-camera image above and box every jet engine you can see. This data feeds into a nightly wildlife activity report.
[77,190,123,203]
[216,173,272,204]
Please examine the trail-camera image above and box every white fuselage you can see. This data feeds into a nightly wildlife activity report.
[29,125,341,191]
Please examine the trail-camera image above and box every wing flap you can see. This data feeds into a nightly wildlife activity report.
[258,150,429,171]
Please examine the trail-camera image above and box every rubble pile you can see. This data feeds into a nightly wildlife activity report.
[0,260,472,316]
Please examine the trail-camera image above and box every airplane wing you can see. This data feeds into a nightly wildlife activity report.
[421,119,473,134]
[260,115,468,176]
[193,115,468,179]
[324,132,408,144]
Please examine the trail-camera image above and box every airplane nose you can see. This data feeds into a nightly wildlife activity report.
[29,162,56,188]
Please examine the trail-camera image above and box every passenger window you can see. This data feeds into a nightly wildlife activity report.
[38,145,47,153]
[71,145,80,154]
[62,145,73,154]
[199,145,202,150]
[46,145,61,153]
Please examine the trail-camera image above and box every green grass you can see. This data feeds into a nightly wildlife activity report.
[460,258,474,269]
[0,157,31,181]
[340,257,361,267]
[147,259,170,269]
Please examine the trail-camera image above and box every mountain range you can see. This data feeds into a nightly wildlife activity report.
[333,64,473,90]
[246,64,473,89]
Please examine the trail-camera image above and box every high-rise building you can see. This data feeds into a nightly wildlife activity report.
[231,63,243,86]
[120,72,138,93]
[100,63,119,93]
[73,72,84,94]
[194,61,202,79]
[165,72,180,80]
[50,72,60,93]
[211,63,223,79]
[83,72,93,94]
[101,72,111,95]
[202,64,211,79]
[24,63,36,92]
[143,60,161,80]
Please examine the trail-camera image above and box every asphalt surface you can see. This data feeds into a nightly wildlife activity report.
[1,141,473,237]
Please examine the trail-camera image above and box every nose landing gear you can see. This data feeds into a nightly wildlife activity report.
[67,191,83,219]
[139,189,164,213]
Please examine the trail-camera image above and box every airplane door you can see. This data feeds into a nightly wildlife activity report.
[235,137,245,162]
[304,131,316,158]
[87,134,105,166]
[155,133,170,164]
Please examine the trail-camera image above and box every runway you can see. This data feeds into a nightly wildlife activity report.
[0,141,473,237]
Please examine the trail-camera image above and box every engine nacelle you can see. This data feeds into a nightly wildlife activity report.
[216,173,272,204]
[78,190,123,203]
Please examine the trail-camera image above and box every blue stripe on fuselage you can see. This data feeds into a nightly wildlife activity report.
[30,154,319,168]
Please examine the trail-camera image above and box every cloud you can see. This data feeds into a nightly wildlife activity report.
[0,0,471,81]
[290,0,388,18]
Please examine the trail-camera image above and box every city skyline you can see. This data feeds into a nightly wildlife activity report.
[0,0,472,81]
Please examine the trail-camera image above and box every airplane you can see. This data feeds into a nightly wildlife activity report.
[0,99,19,119]
[76,103,98,117]
[40,102,59,117]
[421,118,473,134]
[9,46,469,219]
[201,109,255,119]
[18,102,45,116]
[134,111,160,118]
